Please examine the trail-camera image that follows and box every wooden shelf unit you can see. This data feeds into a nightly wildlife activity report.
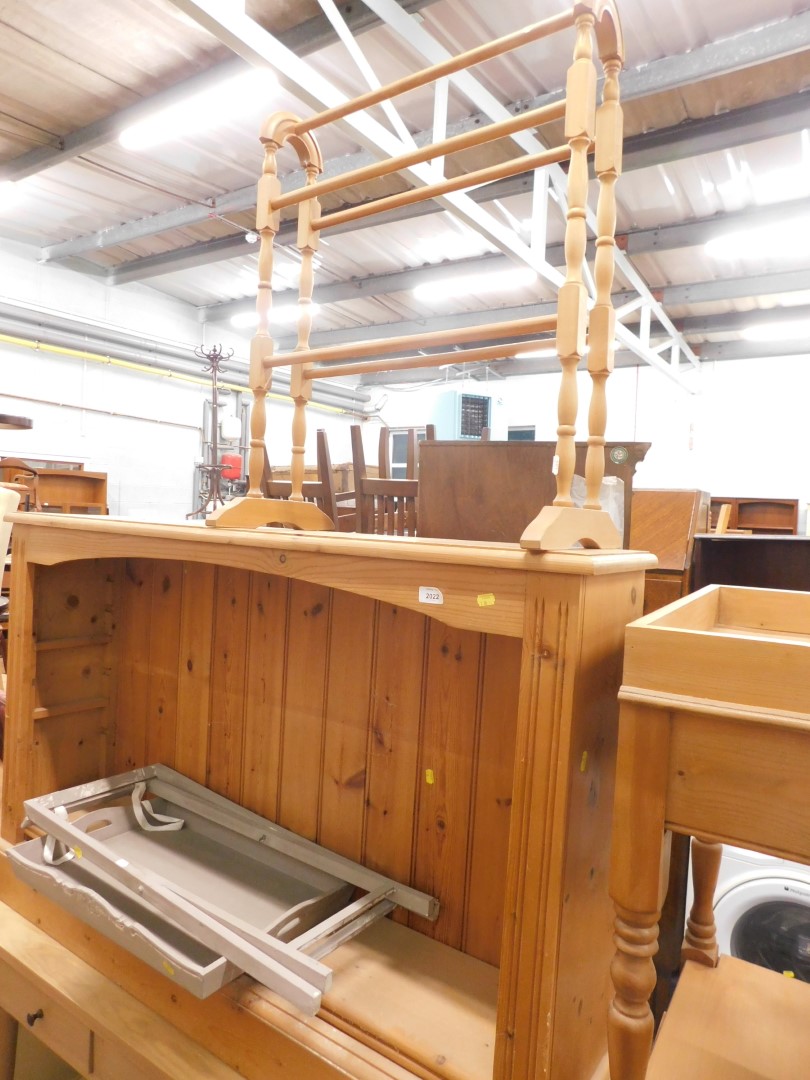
[709,496,798,534]
[37,469,108,515]
[0,462,108,515]
[1,513,653,1080]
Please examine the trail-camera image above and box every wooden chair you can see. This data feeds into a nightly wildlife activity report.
[713,502,732,534]
[628,489,710,613]
[608,583,810,1080]
[263,430,354,530]
[350,426,419,535]
[378,425,432,481]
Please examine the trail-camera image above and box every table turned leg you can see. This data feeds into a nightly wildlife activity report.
[682,836,723,967]
[608,905,660,1080]
[608,702,671,1079]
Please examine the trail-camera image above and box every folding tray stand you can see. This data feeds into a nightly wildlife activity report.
[8,764,439,1013]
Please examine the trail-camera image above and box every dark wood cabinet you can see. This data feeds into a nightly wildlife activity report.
[709,496,798,534]
[418,440,650,546]
[693,534,810,592]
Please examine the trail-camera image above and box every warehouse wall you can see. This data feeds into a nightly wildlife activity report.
[0,242,358,518]
[3,235,808,525]
[373,357,810,530]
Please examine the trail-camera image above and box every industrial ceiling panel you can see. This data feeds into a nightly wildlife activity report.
[0,0,807,379]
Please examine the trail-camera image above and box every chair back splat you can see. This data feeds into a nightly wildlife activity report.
[350,426,418,536]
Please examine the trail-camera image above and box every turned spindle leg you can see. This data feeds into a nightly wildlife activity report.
[609,704,671,1079]
[585,54,622,511]
[682,836,723,967]
[289,179,319,504]
[553,9,596,509]
[608,905,660,1080]
[247,135,281,499]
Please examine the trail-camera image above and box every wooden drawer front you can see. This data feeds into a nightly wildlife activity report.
[0,963,92,1074]
[93,1034,240,1080]
[94,1039,169,1080]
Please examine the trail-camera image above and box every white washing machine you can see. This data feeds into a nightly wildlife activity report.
[696,845,810,983]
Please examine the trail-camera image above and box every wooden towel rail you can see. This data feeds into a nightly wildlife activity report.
[206,0,625,553]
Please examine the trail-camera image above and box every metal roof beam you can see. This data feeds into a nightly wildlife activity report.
[622,196,810,255]
[108,233,270,285]
[200,197,810,323]
[699,339,810,361]
[661,267,810,306]
[203,253,515,322]
[620,9,810,97]
[41,67,810,267]
[109,184,810,303]
[677,304,810,335]
[0,0,435,183]
[623,91,810,173]
[95,89,810,284]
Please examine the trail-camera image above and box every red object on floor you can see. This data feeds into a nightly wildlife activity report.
[220,453,242,480]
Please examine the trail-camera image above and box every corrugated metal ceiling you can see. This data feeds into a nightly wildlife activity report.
[0,0,808,377]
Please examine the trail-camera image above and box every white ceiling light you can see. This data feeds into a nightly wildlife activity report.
[120,69,277,151]
[0,181,21,213]
[230,303,320,329]
[705,216,810,261]
[413,267,538,302]
[741,319,810,342]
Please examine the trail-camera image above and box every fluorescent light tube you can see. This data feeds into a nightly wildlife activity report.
[120,69,277,151]
[230,303,320,329]
[741,319,810,342]
[705,216,810,261]
[0,181,20,213]
[413,267,537,301]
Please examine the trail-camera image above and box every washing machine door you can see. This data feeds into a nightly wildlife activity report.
[715,874,810,982]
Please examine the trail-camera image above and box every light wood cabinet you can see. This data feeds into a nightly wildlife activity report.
[0,900,242,1079]
[0,962,92,1075]
[36,470,108,514]
[0,463,108,515]
[1,514,652,1079]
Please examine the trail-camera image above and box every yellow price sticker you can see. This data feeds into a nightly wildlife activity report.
[477,593,496,608]
[425,769,435,785]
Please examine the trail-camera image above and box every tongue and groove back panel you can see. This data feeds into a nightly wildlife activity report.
[25,556,521,968]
